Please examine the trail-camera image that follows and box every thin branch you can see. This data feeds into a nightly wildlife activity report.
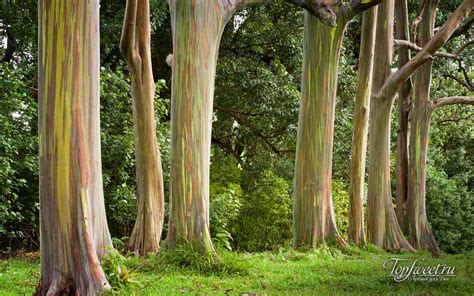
[378,0,474,102]
[444,73,473,91]
[217,107,293,156]
[459,59,472,89]
[436,113,474,125]
[394,39,459,59]
[455,39,474,55]
[431,96,474,109]
[411,0,428,42]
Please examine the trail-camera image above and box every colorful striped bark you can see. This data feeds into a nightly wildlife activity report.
[407,0,440,254]
[348,7,377,246]
[167,0,261,258]
[366,0,472,252]
[37,0,111,294]
[394,0,412,234]
[293,1,382,249]
[293,12,348,248]
[366,0,414,252]
[121,0,165,256]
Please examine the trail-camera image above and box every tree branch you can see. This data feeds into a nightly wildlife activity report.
[394,39,459,59]
[436,113,474,125]
[455,39,474,55]
[378,0,474,101]
[450,14,474,39]
[444,73,473,91]
[431,96,474,109]
[286,0,338,27]
[411,0,428,42]
[347,0,383,19]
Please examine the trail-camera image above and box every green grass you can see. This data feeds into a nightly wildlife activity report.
[1,246,473,295]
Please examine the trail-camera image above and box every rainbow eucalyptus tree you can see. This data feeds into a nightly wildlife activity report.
[166,0,341,258]
[348,7,377,246]
[120,0,165,256]
[166,0,276,259]
[406,0,474,254]
[37,0,111,294]
[293,0,382,249]
[366,0,473,252]
[394,0,412,233]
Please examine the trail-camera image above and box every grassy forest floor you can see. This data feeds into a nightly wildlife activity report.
[0,246,473,295]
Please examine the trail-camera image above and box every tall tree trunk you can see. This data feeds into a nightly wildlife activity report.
[293,0,382,248]
[293,13,346,248]
[366,0,414,252]
[407,0,440,254]
[37,0,111,294]
[394,0,412,234]
[347,7,377,246]
[120,0,165,256]
[167,0,266,259]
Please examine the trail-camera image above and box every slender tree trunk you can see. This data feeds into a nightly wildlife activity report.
[347,8,377,246]
[366,0,414,252]
[37,0,111,294]
[120,0,165,256]
[293,0,382,249]
[407,0,440,254]
[394,0,412,234]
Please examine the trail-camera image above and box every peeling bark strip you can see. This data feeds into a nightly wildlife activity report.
[37,0,111,295]
[348,7,377,246]
[293,0,381,249]
[120,0,165,256]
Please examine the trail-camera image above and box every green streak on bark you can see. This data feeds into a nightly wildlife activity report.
[407,0,440,254]
[37,0,111,294]
[293,12,347,248]
[167,0,238,260]
[366,0,413,252]
[348,7,377,246]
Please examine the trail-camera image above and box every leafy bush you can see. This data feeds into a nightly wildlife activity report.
[209,151,242,250]
[232,170,292,251]
[332,179,350,240]
[426,165,473,253]
[101,247,138,292]
[0,63,39,249]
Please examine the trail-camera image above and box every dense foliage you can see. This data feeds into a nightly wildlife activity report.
[0,0,472,254]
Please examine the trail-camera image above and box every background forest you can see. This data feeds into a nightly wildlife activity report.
[1,0,472,256]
